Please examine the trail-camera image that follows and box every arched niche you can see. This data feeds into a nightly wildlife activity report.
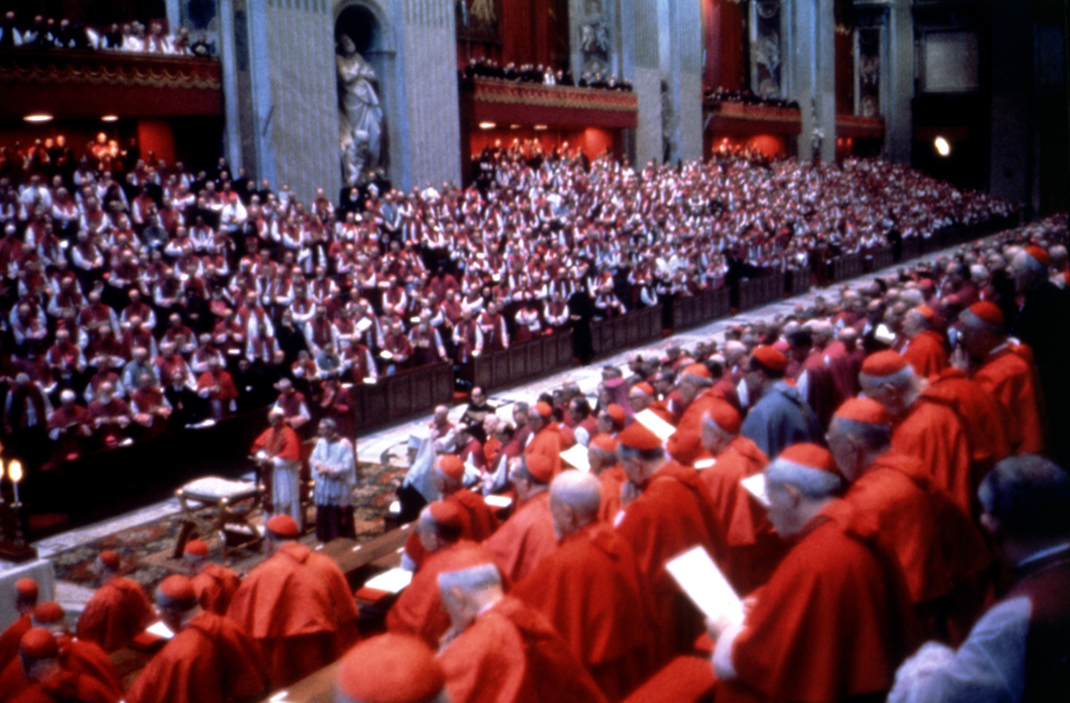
[335,1,397,187]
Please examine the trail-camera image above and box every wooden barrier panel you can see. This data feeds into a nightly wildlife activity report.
[471,331,575,392]
[788,267,810,295]
[873,246,894,270]
[590,306,662,358]
[738,276,779,311]
[355,362,453,432]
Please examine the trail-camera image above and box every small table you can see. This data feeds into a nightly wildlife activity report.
[172,476,263,562]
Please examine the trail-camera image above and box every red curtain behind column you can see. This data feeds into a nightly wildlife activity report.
[835,29,854,115]
[704,0,746,92]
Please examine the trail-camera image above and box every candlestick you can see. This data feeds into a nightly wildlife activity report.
[9,460,21,505]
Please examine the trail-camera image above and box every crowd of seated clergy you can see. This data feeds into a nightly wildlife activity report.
[0,128,1017,472]
[2,215,1066,703]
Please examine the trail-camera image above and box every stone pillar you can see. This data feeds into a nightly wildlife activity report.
[218,0,340,202]
[258,0,339,202]
[166,0,182,31]
[791,0,836,163]
[631,0,662,167]
[217,0,244,173]
[675,0,704,162]
[400,0,461,190]
[988,0,1031,206]
[884,0,913,164]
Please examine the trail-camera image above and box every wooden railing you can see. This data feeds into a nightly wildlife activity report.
[472,332,574,392]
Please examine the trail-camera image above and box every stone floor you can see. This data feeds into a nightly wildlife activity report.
[5,238,980,613]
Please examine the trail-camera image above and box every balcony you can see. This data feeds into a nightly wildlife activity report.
[0,48,222,119]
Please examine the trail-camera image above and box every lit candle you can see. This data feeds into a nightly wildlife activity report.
[9,460,21,505]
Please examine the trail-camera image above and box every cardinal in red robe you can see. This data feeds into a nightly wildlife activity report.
[696,402,786,595]
[901,306,948,378]
[959,302,1046,455]
[0,579,38,672]
[5,629,120,703]
[75,551,156,653]
[437,564,608,703]
[860,351,976,516]
[710,444,917,703]
[826,398,992,641]
[387,501,501,647]
[27,602,123,700]
[925,367,1011,483]
[615,423,728,664]
[522,401,566,476]
[587,434,628,524]
[482,454,559,582]
[513,472,657,702]
[183,540,241,616]
[225,515,349,689]
[126,575,267,703]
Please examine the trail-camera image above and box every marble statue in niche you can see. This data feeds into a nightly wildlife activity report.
[337,33,383,186]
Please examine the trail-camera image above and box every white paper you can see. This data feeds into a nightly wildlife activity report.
[665,546,744,625]
[634,409,676,443]
[875,323,897,344]
[484,494,512,509]
[560,444,591,473]
[364,568,413,593]
[741,474,770,507]
[145,621,175,640]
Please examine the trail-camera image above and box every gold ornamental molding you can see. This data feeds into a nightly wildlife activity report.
[0,49,221,92]
[469,78,637,114]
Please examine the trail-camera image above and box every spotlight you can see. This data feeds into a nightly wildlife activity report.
[934,137,950,157]
[23,114,53,123]
[478,122,496,130]
[101,115,119,122]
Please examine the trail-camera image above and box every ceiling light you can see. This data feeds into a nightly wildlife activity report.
[101,115,119,122]
[533,125,548,131]
[23,114,53,123]
[478,122,496,130]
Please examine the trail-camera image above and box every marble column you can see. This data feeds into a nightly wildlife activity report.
[217,0,244,173]
[166,0,182,31]
[675,0,704,162]
[988,0,1031,206]
[259,0,340,203]
[631,0,662,167]
[884,0,913,165]
[791,0,836,163]
[399,0,461,190]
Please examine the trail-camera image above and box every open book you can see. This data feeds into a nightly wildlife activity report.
[634,409,676,443]
[484,494,512,509]
[364,568,414,594]
[560,443,591,473]
[666,545,744,625]
[741,473,770,507]
[145,620,175,640]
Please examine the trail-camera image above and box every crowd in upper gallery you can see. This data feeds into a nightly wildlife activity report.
[0,11,215,57]
[460,56,634,91]
[0,129,1020,464]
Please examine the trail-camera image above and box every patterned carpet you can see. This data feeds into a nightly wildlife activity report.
[49,460,407,592]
